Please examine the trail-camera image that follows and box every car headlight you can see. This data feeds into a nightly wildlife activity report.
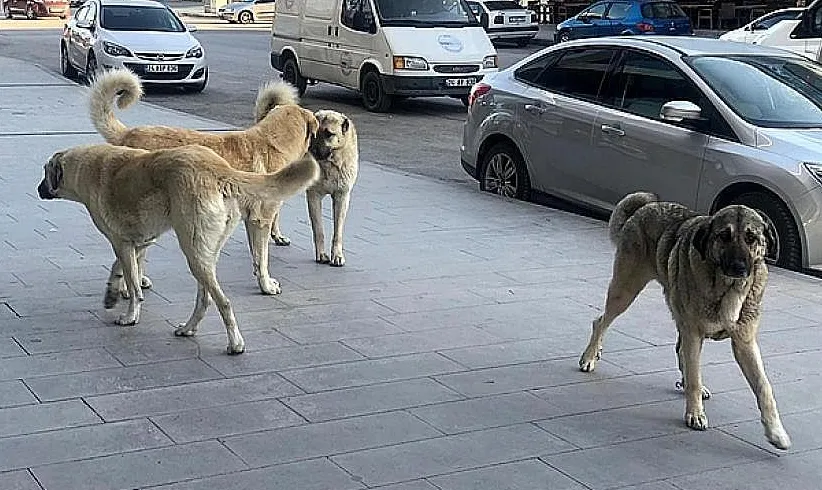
[804,162,822,184]
[483,55,498,69]
[102,41,132,57]
[393,56,428,71]
[186,45,203,58]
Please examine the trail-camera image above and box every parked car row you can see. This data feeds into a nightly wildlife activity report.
[3,0,70,19]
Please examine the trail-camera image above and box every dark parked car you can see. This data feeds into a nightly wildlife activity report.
[3,0,70,18]
[555,0,692,42]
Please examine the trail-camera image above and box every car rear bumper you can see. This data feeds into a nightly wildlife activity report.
[486,25,539,39]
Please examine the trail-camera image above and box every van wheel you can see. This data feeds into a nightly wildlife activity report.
[25,5,36,19]
[361,70,393,113]
[729,192,803,271]
[281,56,306,97]
[238,10,252,23]
[61,44,78,79]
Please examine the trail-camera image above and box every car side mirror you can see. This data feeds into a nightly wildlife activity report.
[660,100,703,122]
[187,24,198,32]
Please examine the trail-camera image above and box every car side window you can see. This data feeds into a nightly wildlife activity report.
[533,48,617,102]
[73,5,88,20]
[581,3,608,19]
[513,51,560,85]
[606,50,736,139]
[606,2,631,20]
[341,0,376,33]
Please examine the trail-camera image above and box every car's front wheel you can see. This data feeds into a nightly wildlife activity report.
[85,52,98,84]
[238,10,252,23]
[25,4,36,19]
[61,43,78,79]
[729,192,803,271]
[558,30,571,42]
[479,141,531,200]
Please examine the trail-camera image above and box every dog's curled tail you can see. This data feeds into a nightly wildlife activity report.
[88,68,143,143]
[609,191,658,244]
[238,155,320,202]
[254,80,301,123]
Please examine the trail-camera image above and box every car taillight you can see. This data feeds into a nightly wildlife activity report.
[468,82,491,108]
[493,15,504,24]
[636,22,654,32]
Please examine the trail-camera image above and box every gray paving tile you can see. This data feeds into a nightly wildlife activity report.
[0,338,24,358]
[201,342,363,377]
[331,424,574,487]
[223,411,441,467]
[542,431,769,489]
[32,440,246,490]
[148,457,363,490]
[429,459,586,490]
[281,352,465,392]
[410,392,560,435]
[25,359,222,401]
[381,301,558,333]
[0,399,100,438]
[370,481,438,490]
[284,378,463,422]
[441,334,648,370]
[277,317,404,344]
[151,398,305,443]
[0,418,170,472]
[668,448,822,490]
[13,324,173,354]
[0,470,41,490]
[342,327,500,358]
[435,358,631,398]
[372,290,491,314]
[0,380,37,408]
[104,338,201,365]
[190,328,296,352]
[719,409,822,454]
[86,373,302,421]
[0,349,121,381]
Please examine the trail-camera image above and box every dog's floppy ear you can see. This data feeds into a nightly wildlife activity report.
[341,116,350,134]
[692,219,712,261]
[755,210,778,258]
[47,151,65,191]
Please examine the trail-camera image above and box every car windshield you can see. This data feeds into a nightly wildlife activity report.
[641,2,686,18]
[100,5,185,32]
[374,0,479,27]
[688,55,822,128]
[483,1,522,9]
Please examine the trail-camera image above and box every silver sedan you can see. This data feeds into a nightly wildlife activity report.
[461,36,822,271]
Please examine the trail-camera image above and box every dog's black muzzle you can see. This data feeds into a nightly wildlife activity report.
[721,256,751,279]
[37,179,55,200]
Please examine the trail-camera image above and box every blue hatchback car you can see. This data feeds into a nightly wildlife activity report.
[555,0,693,42]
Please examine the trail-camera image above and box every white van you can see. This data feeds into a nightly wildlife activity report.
[269,0,499,112]
[749,1,822,62]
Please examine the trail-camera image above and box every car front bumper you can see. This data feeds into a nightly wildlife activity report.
[382,72,492,97]
[100,53,208,85]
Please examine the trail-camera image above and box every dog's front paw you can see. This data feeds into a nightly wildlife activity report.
[116,312,139,326]
[329,252,345,267]
[174,323,197,337]
[271,233,291,246]
[579,346,602,372]
[316,252,330,264]
[765,424,792,450]
[685,410,709,430]
[258,277,282,295]
[140,275,153,289]
[227,340,245,355]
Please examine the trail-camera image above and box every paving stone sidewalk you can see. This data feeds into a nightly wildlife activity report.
[2,56,822,489]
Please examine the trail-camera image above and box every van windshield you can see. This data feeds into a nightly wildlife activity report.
[375,0,480,27]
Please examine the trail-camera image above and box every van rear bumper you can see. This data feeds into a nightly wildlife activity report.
[381,74,480,96]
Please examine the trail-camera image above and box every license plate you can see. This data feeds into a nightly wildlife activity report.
[509,16,526,23]
[446,78,476,87]
[145,64,178,73]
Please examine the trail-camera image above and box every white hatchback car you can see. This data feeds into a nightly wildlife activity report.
[718,7,804,44]
[60,0,208,92]
[466,0,539,46]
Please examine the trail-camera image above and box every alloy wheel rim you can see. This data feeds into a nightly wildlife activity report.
[484,153,517,197]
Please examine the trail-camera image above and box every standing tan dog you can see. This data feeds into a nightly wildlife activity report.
[305,110,359,266]
[88,68,317,296]
[37,144,319,354]
[580,191,791,450]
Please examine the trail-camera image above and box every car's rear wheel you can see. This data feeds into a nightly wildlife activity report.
[480,141,531,200]
[25,5,36,19]
[360,69,393,113]
[281,56,306,97]
[61,44,78,79]
[238,10,252,23]
[85,52,98,84]
[729,192,803,271]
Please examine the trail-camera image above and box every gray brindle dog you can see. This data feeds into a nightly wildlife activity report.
[579,191,791,450]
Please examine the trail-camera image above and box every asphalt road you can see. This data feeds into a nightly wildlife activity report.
[0,22,541,183]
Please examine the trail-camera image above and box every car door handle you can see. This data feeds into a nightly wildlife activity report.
[601,124,625,137]
[524,104,546,114]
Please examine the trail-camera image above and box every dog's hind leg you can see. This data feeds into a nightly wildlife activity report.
[174,282,210,338]
[329,190,350,267]
[104,259,124,309]
[307,189,328,263]
[245,209,281,296]
[136,246,153,290]
[112,244,143,326]
[580,257,651,372]
[731,336,791,449]
[269,203,291,246]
